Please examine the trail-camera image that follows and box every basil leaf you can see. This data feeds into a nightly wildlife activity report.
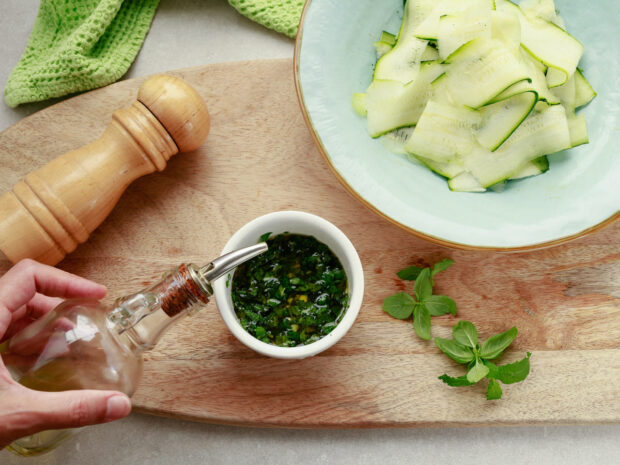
[453,321,478,348]
[484,360,500,379]
[259,232,272,242]
[486,378,503,400]
[432,258,454,276]
[495,352,532,384]
[466,358,490,383]
[424,295,457,316]
[397,266,424,281]
[480,327,518,360]
[399,259,453,283]
[413,267,433,302]
[382,292,416,319]
[413,303,431,340]
[435,337,475,364]
[439,373,474,386]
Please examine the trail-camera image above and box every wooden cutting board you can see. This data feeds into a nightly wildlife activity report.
[1,59,619,427]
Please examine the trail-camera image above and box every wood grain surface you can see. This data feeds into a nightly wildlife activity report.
[0,59,619,427]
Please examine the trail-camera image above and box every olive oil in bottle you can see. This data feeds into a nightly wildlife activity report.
[2,244,267,456]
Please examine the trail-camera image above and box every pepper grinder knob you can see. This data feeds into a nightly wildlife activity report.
[137,74,210,153]
[0,74,210,266]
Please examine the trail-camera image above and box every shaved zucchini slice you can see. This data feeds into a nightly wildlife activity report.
[404,100,481,163]
[448,172,485,192]
[496,0,583,87]
[574,69,596,108]
[366,62,445,137]
[381,127,415,154]
[490,9,522,49]
[509,156,549,179]
[374,0,435,82]
[380,31,396,45]
[520,0,557,22]
[464,105,571,187]
[421,44,440,61]
[415,0,493,41]
[401,0,437,39]
[477,91,537,151]
[437,9,492,59]
[374,41,394,58]
[352,93,367,117]
[374,36,428,82]
[444,37,531,108]
[567,113,588,147]
[488,50,558,105]
[417,156,466,179]
[552,73,576,110]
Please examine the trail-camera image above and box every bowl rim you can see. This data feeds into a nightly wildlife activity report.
[292,0,620,252]
[213,210,364,359]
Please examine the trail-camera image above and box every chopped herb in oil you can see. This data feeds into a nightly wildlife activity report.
[231,233,349,347]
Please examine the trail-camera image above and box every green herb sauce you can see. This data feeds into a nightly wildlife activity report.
[231,233,349,347]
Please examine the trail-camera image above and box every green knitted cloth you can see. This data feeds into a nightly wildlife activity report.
[4,0,159,107]
[5,0,304,108]
[228,0,305,38]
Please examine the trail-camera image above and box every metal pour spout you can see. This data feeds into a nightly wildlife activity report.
[199,242,268,283]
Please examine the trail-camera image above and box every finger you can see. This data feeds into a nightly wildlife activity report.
[26,294,64,319]
[1,318,34,342]
[2,315,76,355]
[0,304,10,342]
[1,294,64,342]
[1,388,131,443]
[11,294,64,324]
[0,259,106,314]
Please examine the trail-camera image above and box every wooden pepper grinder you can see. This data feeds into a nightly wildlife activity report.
[0,74,210,266]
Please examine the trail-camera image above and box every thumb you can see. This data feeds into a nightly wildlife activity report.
[5,389,131,441]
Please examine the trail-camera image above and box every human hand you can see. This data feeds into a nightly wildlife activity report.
[0,259,131,449]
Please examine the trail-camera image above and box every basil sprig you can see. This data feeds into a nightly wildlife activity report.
[435,321,531,400]
[382,260,456,340]
[384,260,531,400]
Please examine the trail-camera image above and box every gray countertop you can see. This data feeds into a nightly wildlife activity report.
[1,1,619,464]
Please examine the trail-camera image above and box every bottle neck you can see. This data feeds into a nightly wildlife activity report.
[106,264,212,354]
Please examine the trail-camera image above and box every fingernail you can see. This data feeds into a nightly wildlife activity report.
[105,395,131,420]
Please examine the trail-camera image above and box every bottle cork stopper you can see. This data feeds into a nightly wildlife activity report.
[160,264,210,317]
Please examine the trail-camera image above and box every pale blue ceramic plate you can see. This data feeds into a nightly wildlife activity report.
[294,0,619,250]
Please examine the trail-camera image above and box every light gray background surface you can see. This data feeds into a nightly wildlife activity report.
[1,1,618,464]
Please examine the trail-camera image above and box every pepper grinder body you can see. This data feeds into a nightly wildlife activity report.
[0,75,210,266]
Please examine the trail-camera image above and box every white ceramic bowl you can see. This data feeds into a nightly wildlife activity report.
[213,211,364,359]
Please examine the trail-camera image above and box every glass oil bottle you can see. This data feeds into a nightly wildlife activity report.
[1,243,267,456]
